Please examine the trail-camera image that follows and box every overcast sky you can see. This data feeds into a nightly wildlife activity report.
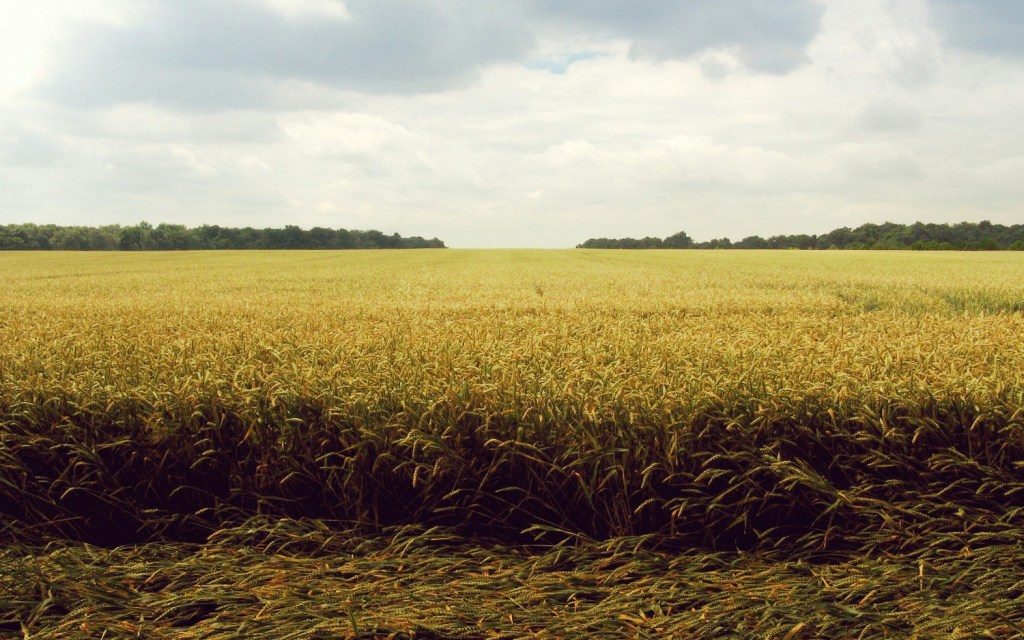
[1,0,1022,247]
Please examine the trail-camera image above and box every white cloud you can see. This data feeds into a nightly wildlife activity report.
[0,0,1022,246]
[259,0,351,21]
[858,100,924,131]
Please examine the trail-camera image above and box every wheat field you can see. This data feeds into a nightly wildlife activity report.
[2,250,1024,638]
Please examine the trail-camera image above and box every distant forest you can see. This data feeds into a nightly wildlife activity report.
[578,221,1024,250]
[0,222,446,250]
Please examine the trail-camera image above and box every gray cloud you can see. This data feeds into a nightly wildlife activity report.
[930,0,1024,57]
[0,124,65,167]
[529,0,825,74]
[40,0,827,111]
[45,0,534,109]
[858,100,923,132]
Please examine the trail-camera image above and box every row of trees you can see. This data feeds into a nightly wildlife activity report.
[578,221,1024,251]
[0,222,446,250]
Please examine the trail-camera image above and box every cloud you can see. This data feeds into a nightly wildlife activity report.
[43,0,534,109]
[528,0,825,74]
[3,1,1024,247]
[930,1,1024,58]
[36,0,829,111]
[833,142,924,182]
[0,124,66,167]
[539,136,810,196]
[858,100,923,131]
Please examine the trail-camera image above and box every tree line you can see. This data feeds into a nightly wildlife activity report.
[0,222,446,250]
[577,221,1024,250]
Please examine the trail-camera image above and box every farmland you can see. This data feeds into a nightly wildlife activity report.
[2,249,1024,638]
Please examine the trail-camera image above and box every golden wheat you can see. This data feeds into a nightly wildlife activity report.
[2,249,1023,637]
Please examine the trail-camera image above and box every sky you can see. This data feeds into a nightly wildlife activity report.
[0,1,1022,247]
